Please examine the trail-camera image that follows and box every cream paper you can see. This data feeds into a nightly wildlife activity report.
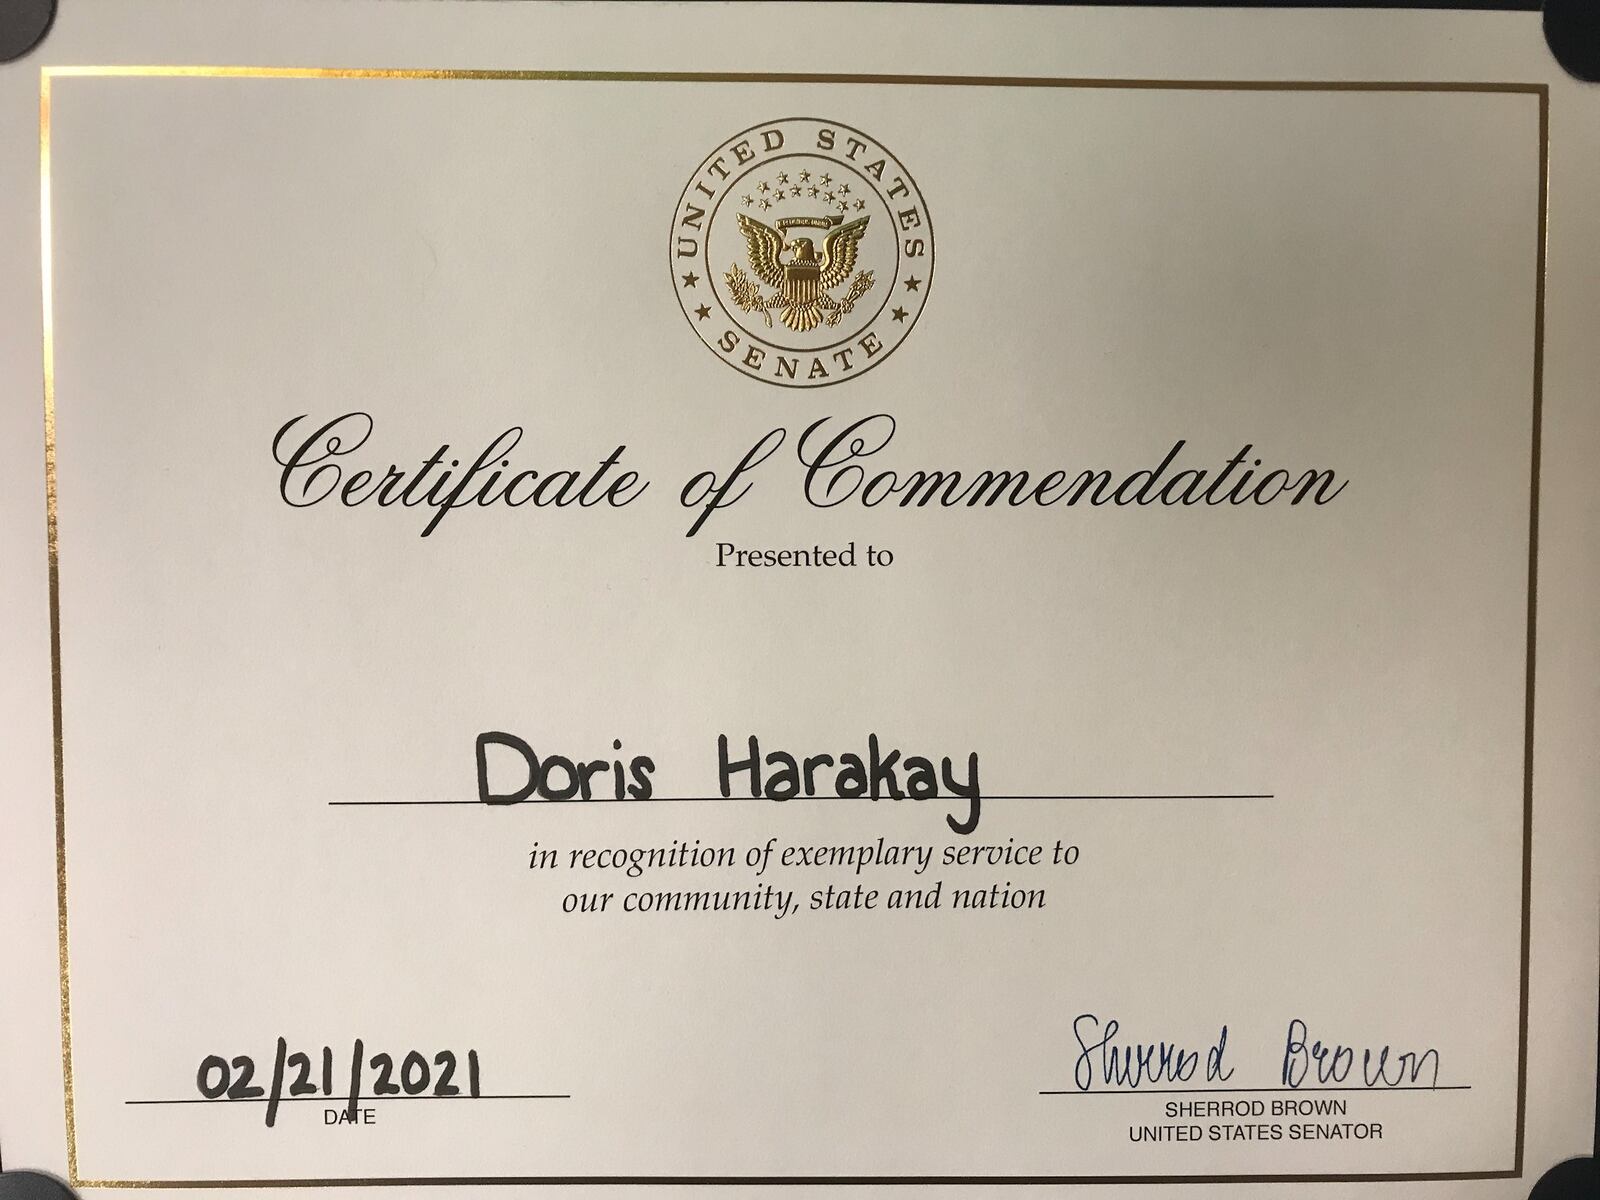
[0,3,1596,1197]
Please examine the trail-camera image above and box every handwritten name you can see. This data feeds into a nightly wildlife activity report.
[475,731,983,834]
[1072,1014,1233,1091]
[1068,1013,1443,1092]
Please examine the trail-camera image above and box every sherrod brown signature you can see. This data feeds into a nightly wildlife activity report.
[1067,1014,1444,1092]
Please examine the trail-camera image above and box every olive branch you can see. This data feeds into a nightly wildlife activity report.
[825,270,875,326]
[724,264,773,328]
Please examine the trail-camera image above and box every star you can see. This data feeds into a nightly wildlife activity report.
[681,272,699,288]
[892,306,909,322]
[854,199,866,211]
[757,181,769,193]
[759,198,771,210]
[741,194,753,206]
[823,191,835,202]
[776,172,789,185]
[807,186,819,197]
[819,173,832,186]
[790,186,801,197]
[904,276,921,292]
[694,304,711,320]
[836,201,849,213]
[771,190,784,204]
[798,169,810,182]
[837,183,850,196]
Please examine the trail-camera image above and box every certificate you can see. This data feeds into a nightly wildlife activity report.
[1,2,1596,1194]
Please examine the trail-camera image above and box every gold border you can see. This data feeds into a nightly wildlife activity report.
[40,65,78,1189]
[41,66,1548,1189]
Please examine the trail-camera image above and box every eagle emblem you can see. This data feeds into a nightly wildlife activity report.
[724,213,875,332]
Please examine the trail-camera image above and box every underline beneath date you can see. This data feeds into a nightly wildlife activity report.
[126,1093,569,1105]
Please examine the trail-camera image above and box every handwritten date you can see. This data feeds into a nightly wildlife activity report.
[196,1038,480,1127]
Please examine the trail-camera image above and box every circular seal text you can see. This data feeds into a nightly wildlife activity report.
[670,118,933,389]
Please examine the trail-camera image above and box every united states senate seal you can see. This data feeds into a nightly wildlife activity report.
[670,118,933,389]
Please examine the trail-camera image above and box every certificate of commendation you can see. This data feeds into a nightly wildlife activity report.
[1,2,1597,1197]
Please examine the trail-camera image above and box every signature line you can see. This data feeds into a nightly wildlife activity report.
[1041,1085,1470,1095]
